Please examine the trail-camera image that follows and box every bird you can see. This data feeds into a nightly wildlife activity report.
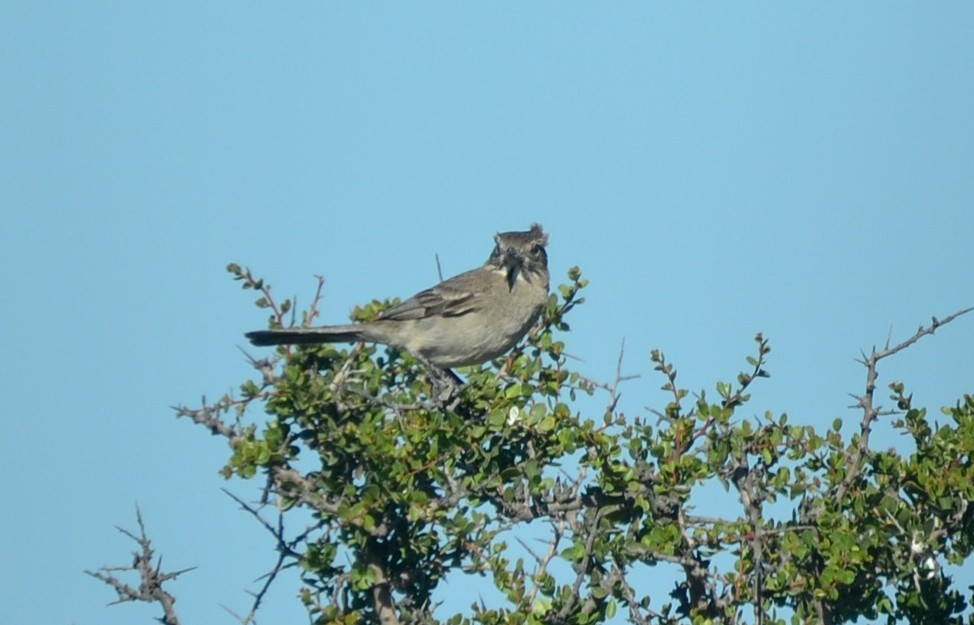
[245,224,550,369]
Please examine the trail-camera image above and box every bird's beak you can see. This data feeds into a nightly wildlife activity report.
[503,248,522,290]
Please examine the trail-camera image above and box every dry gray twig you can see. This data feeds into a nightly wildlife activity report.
[86,506,194,625]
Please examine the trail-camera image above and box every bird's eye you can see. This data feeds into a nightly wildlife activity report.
[531,244,544,255]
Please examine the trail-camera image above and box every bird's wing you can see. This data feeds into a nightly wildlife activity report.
[378,268,486,321]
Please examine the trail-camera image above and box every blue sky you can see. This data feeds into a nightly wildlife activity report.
[2,3,973,624]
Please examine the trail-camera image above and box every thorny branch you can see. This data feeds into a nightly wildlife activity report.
[582,339,641,423]
[555,505,618,622]
[220,489,326,624]
[732,455,765,625]
[518,518,567,607]
[838,306,973,501]
[86,507,194,625]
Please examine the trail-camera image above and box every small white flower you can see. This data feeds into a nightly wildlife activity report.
[910,535,924,555]
[507,406,521,426]
[910,533,939,581]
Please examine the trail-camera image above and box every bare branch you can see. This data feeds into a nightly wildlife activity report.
[838,307,973,501]
[875,307,973,361]
[581,339,641,424]
[365,547,401,625]
[520,518,566,606]
[306,274,327,327]
[220,489,316,624]
[732,458,765,625]
[86,507,193,625]
[555,505,617,622]
[173,401,242,439]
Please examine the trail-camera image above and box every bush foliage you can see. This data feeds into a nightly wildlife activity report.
[98,266,974,625]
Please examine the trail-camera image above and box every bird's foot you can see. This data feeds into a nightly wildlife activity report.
[416,357,463,409]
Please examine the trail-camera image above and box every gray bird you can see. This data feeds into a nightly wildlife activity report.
[245,224,550,369]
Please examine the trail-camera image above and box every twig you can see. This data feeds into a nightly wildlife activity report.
[838,307,973,501]
[172,401,242,439]
[306,274,327,327]
[220,489,312,624]
[554,505,616,622]
[520,519,566,606]
[86,506,194,625]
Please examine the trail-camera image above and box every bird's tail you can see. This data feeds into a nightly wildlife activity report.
[245,325,366,346]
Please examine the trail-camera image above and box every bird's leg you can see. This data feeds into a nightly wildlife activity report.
[442,367,464,385]
[415,356,463,407]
